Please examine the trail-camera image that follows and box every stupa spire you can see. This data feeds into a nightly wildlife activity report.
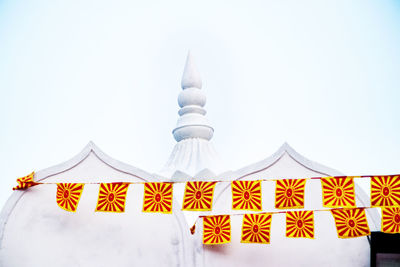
[172,52,214,142]
[181,51,202,89]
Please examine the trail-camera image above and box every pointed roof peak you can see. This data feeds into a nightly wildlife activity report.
[181,51,202,89]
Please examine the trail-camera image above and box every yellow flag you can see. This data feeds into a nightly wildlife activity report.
[95,183,129,212]
[371,175,400,207]
[182,181,216,211]
[275,179,306,209]
[56,183,84,212]
[321,177,356,208]
[286,210,314,238]
[331,208,370,238]
[13,172,38,190]
[241,213,271,244]
[381,207,400,233]
[203,215,231,245]
[143,182,173,213]
[232,180,262,211]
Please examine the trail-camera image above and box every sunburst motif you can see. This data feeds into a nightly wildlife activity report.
[371,176,400,207]
[232,180,262,211]
[95,183,129,212]
[331,208,370,238]
[381,207,400,233]
[275,179,306,209]
[56,183,84,212]
[286,210,314,238]
[241,213,272,243]
[143,182,173,213]
[182,181,216,211]
[321,177,356,208]
[203,215,231,245]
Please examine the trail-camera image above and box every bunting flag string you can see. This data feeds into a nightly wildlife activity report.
[10,172,400,244]
[13,173,400,188]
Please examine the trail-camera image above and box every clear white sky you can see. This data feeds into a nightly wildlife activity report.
[0,0,399,208]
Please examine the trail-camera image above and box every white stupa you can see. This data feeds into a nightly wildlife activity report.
[0,53,379,267]
[161,51,226,180]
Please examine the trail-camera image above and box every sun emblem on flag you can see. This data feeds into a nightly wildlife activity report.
[241,213,272,243]
[232,180,262,211]
[371,176,400,207]
[275,179,306,209]
[381,207,400,233]
[203,215,231,245]
[286,210,314,238]
[182,181,216,211]
[56,183,84,212]
[321,177,356,208]
[95,183,129,212]
[143,182,173,213]
[331,208,370,238]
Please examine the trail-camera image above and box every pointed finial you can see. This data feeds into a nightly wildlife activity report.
[173,52,213,142]
[181,51,202,89]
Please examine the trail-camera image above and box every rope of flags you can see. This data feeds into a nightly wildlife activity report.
[12,172,400,244]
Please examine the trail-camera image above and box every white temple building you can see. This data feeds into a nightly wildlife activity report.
[0,53,380,267]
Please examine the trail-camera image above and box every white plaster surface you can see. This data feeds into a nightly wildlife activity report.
[0,143,194,267]
[0,142,379,267]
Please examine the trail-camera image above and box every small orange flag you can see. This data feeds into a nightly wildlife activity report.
[143,182,173,213]
[56,183,84,212]
[371,175,400,207]
[241,213,272,244]
[182,181,216,211]
[381,207,400,234]
[203,215,231,245]
[13,172,38,190]
[275,179,306,209]
[95,183,129,212]
[331,208,370,238]
[232,180,262,211]
[321,177,356,208]
[286,210,314,238]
